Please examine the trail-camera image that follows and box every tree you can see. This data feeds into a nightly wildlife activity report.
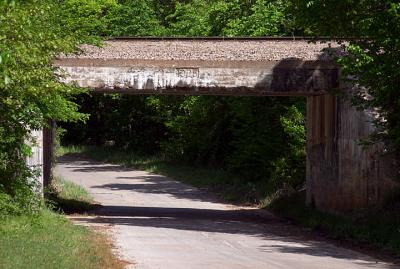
[105,0,165,36]
[223,0,287,36]
[0,0,91,213]
[207,0,253,36]
[165,0,211,36]
[60,0,118,37]
[292,0,400,153]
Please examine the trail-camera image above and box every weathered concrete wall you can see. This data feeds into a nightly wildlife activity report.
[56,59,338,96]
[26,130,44,192]
[26,123,54,192]
[306,95,398,213]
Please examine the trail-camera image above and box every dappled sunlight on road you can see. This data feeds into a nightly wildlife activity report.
[57,155,399,269]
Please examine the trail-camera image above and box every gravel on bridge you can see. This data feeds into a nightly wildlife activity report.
[67,39,341,62]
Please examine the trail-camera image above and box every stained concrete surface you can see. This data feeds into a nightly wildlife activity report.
[55,155,399,269]
[55,39,340,96]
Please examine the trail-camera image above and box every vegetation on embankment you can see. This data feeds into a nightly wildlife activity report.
[269,191,400,257]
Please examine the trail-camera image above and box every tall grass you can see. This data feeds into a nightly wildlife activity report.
[48,176,97,213]
[0,209,125,269]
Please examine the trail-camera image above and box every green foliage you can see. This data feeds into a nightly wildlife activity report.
[159,0,290,37]
[227,98,305,190]
[0,193,22,216]
[292,0,400,154]
[165,0,211,36]
[207,0,257,36]
[223,0,287,36]
[150,96,226,164]
[60,0,118,38]
[0,0,90,214]
[59,0,167,37]
[105,0,164,36]
[61,94,167,154]
[63,95,307,196]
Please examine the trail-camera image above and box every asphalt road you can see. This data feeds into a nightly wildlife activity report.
[55,155,399,269]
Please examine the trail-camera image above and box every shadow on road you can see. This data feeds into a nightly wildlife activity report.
[59,155,399,268]
[71,205,398,267]
[58,154,224,204]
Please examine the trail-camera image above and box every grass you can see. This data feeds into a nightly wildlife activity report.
[0,210,125,269]
[48,176,98,213]
[57,144,84,156]
[0,171,125,269]
[268,191,400,256]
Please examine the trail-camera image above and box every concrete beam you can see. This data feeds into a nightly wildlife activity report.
[55,59,339,96]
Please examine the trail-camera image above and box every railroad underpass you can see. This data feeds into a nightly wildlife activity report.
[44,38,397,213]
[28,37,398,268]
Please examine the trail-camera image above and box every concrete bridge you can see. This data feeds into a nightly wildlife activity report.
[34,38,396,213]
[55,38,338,96]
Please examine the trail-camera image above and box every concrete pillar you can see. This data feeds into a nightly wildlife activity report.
[306,95,398,213]
[26,129,44,193]
[43,120,55,189]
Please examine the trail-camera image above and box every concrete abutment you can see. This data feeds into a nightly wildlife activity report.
[306,94,398,213]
